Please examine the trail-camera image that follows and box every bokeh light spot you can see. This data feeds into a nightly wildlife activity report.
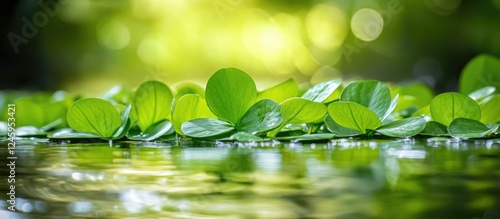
[137,34,170,67]
[351,8,384,42]
[97,19,130,50]
[242,10,295,75]
[306,4,348,51]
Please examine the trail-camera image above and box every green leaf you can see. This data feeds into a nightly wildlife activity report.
[222,132,264,142]
[67,98,122,138]
[15,126,47,137]
[480,95,500,124]
[420,121,448,136]
[101,85,131,104]
[327,101,381,134]
[280,97,327,124]
[459,54,500,94]
[267,97,326,137]
[127,119,173,141]
[302,79,342,103]
[257,78,299,103]
[172,94,215,135]
[206,68,257,124]
[276,133,336,142]
[381,94,399,122]
[448,118,498,138]
[15,99,44,127]
[40,119,62,132]
[340,80,392,119]
[430,92,481,126]
[376,117,426,137]
[181,118,235,138]
[468,86,496,102]
[393,95,416,112]
[236,99,283,134]
[399,82,434,108]
[173,81,205,99]
[412,105,431,118]
[48,128,100,139]
[324,115,360,137]
[111,104,132,139]
[133,80,173,132]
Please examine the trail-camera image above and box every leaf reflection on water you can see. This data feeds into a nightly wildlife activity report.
[1,139,499,218]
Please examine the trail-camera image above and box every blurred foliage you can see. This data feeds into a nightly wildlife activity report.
[2,0,500,94]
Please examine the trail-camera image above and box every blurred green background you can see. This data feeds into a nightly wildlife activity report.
[2,0,500,95]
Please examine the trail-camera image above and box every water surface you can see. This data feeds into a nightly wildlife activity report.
[1,138,500,218]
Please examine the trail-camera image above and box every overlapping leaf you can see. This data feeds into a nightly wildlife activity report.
[206,68,257,125]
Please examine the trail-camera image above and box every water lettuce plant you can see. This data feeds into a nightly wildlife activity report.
[128,81,174,141]
[181,68,283,138]
[4,92,73,136]
[267,97,327,137]
[459,54,500,94]
[172,94,215,135]
[2,53,500,142]
[420,91,500,138]
[257,78,299,103]
[325,80,425,138]
[65,98,131,141]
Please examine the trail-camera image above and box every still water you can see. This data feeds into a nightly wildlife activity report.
[1,138,500,219]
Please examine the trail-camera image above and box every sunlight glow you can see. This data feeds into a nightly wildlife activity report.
[351,8,384,42]
[97,19,130,50]
[306,4,348,51]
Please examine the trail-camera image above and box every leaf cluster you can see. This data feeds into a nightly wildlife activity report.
[2,54,500,142]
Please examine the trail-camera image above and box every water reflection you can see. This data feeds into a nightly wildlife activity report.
[0,139,499,218]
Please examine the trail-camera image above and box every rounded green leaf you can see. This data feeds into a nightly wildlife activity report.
[302,79,342,103]
[340,80,391,119]
[381,94,399,122]
[127,120,173,141]
[224,132,264,142]
[48,128,100,139]
[181,118,235,138]
[324,115,360,137]
[257,78,299,103]
[206,68,257,125]
[112,104,132,139]
[376,117,426,137]
[133,80,174,132]
[15,99,44,127]
[67,98,122,138]
[468,86,496,102]
[281,97,327,124]
[236,99,283,134]
[480,95,500,124]
[412,105,431,117]
[430,92,481,126]
[399,82,434,108]
[267,97,326,137]
[172,94,215,135]
[173,81,205,99]
[448,118,497,139]
[420,121,448,136]
[327,101,381,134]
[459,54,500,94]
